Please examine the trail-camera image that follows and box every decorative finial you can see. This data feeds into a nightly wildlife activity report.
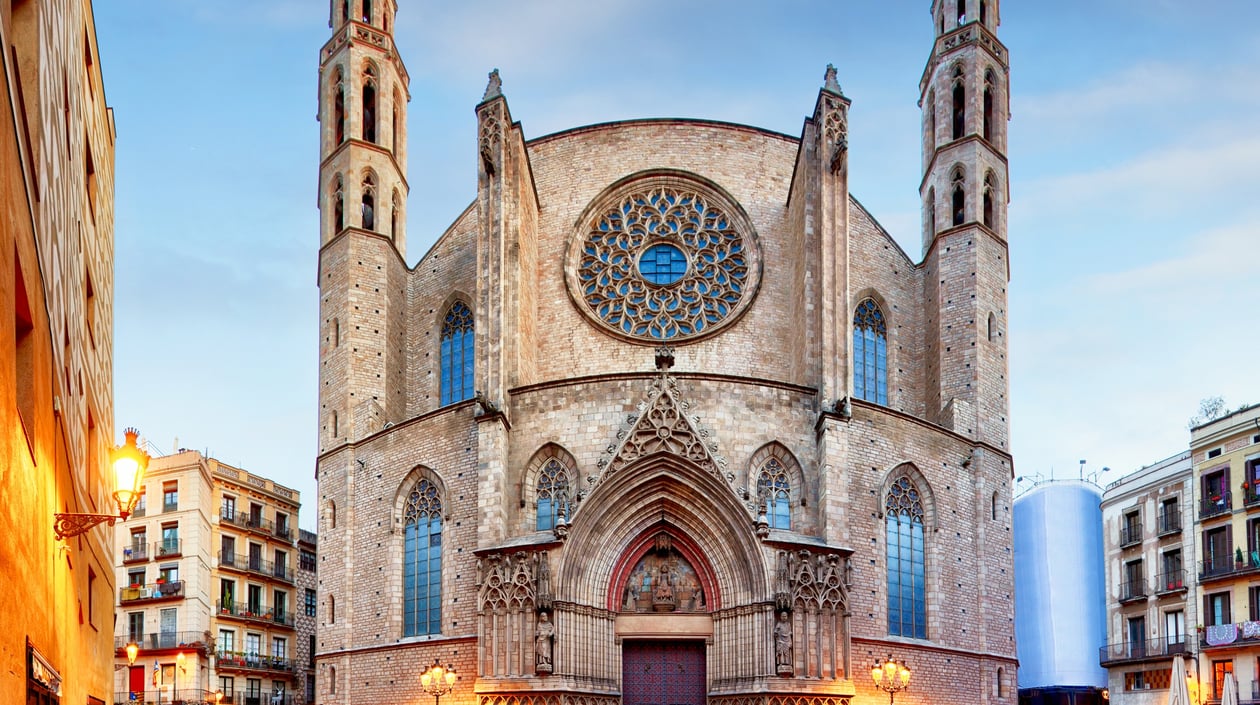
[823,63,843,95]
[654,346,675,372]
[482,68,502,101]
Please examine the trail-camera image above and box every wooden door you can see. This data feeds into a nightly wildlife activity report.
[622,640,705,705]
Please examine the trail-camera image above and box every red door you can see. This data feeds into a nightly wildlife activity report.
[128,666,145,698]
[622,640,706,705]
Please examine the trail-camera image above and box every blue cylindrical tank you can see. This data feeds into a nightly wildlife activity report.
[1014,481,1107,689]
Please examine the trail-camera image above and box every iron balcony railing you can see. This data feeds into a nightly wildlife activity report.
[122,542,149,563]
[223,511,275,535]
[1154,569,1187,594]
[1119,579,1148,603]
[1157,509,1182,535]
[119,580,185,603]
[155,538,183,558]
[214,649,295,674]
[219,552,296,584]
[1245,487,1260,507]
[274,523,292,541]
[114,690,260,705]
[1098,636,1189,666]
[113,631,208,651]
[1120,522,1143,547]
[216,600,293,627]
[1199,553,1260,581]
[1201,491,1232,519]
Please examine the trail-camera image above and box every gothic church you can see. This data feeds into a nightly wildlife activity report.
[315,2,1015,704]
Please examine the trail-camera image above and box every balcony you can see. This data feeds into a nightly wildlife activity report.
[113,690,286,705]
[113,631,209,652]
[1199,553,1260,583]
[119,580,185,604]
[223,511,275,537]
[1119,522,1143,548]
[1246,487,1260,508]
[1157,510,1182,536]
[155,538,183,559]
[1154,569,1188,595]
[1119,579,1148,604]
[214,649,295,677]
[122,542,149,564]
[1099,636,1189,667]
[216,601,294,629]
[274,523,292,541]
[1201,491,1232,519]
[219,552,295,585]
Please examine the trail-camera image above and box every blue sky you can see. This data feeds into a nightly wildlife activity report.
[95,1,1260,529]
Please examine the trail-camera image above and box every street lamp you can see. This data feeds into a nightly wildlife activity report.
[54,427,150,539]
[175,652,186,702]
[419,659,457,705]
[213,691,223,705]
[871,654,911,704]
[125,642,140,666]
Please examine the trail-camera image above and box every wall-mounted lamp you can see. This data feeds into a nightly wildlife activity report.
[54,428,150,540]
[125,643,139,666]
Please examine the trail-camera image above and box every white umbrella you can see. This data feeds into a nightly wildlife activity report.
[1167,656,1190,705]
[1221,670,1240,705]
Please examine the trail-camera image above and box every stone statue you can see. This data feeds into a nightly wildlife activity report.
[535,612,554,673]
[774,611,793,675]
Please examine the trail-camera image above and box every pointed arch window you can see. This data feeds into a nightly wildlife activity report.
[758,458,792,530]
[983,70,995,143]
[363,65,377,144]
[390,189,401,242]
[983,171,996,228]
[928,90,936,149]
[340,0,349,24]
[926,187,936,238]
[951,66,965,139]
[403,478,442,636]
[361,173,376,231]
[886,475,926,638]
[535,458,570,531]
[440,301,474,405]
[361,0,373,24]
[853,299,888,405]
[980,0,988,26]
[333,70,345,144]
[332,175,344,233]
[951,169,965,226]
[956,0,966,26]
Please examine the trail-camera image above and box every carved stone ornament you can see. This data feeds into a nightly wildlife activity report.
[478,100,504,175]
[477,551,551,615]
[775,550,850,614]
[600,372,726,482]
[821,95,848,175]
[482,68,503,102]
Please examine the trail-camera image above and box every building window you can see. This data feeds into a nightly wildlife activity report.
[1160,549,1183,591]
[333,69,345,144]
[361,172,376,231]
[951,66,965,139]
[274,590,287,623]
[403,478,443,636]
[1158,496,1179,533]
[276,513,289,539]
[950,168,965,226]
[275,550,289,580]
[1206,591,1232,627]
[300,549,316,572]
[332,175,344,233]
[440,301,474,406]
[983,70,995,142]
[305,589,317,617]
[1122,560,1144,601]
[222,495,236,522]
[128,569,145,588]
[853,299,888,405]
[885,475,926,639]
[163,481,178,512]
[535,458,570,531]
[1165,610,1185,649]
[362,64,377,143]
[219,676,234,698]
[272,637,287,660]
[329,666,337,695]
[328,595,335,625]
[757,457,792,530]
[218,629,235,654]
[1213,660,1234,701]
[221,579,236,612]
[135,487,146,516]
[160,525,180,556]
[982,171,995,228]
[1120,510,1141,546]
[128,612,144,642]
[1203,526,1232,576]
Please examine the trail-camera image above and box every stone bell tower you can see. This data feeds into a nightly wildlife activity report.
[316,0,410,452]
[920,0,1010,450]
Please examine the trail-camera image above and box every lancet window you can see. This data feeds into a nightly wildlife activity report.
[439,301,474,406]
[886,475,926,639]
[535,458,570,531]
[403,478,442,636]
[757,458,792,530]
[853,299,888,405]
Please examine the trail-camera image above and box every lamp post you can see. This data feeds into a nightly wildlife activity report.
[125,643,139,666]
[871,654,911,704]
[213,691,223,705]
[54,427,150,539]
[175,652,186,703]
[420,659,457,705]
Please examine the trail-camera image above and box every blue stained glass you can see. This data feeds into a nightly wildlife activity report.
[854,299,888,405]
[639,243,688,285]
[404,480,442,636]
[440,302,474,406]
[886,475,926,639]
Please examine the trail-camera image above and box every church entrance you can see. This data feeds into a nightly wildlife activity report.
[622,640,706,705]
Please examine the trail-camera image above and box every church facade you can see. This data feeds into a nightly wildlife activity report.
[314,2,1016,704]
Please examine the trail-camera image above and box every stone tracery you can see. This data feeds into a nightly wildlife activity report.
[570,177,760,343]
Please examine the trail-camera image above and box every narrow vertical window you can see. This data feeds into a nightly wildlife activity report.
[991,491,998,520]
[440,301,474,405]
[983,171,995,228]
[332,175,344,233]
[391,189,401,242]
[951,67,965,140]
[926,187,936,238]
[951,169,965,226]
[329,594,335,624]
[853,299,888,405]
[987,312,996,342]
[956,0,966,26]
[333,70,345,144]
[361,173,376,231]
[362,65,377,144]
[886,475,926,638]
[928,90,936,150]
[362,0,372,24]
[980,0,988,26]
[340,0,349,24]
[536,458,570,531]
[403,479,442,636]
[757,458,792,530]
[983,70,995,143]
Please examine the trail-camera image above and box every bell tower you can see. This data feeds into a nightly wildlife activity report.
[919,0,1010,449]
[316,0,410,451]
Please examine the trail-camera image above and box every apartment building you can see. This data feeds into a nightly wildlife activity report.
[113,450,311,705]
[1192,404,1260,702]
[1099,452,1196,705]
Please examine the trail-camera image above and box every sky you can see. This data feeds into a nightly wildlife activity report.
[94,1,1260,530]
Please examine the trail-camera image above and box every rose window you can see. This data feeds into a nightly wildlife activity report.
[567,175,761,343]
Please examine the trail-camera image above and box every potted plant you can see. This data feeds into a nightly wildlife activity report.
[1237,547,1246,567]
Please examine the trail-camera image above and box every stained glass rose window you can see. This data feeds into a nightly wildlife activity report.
[566,173,761,343]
